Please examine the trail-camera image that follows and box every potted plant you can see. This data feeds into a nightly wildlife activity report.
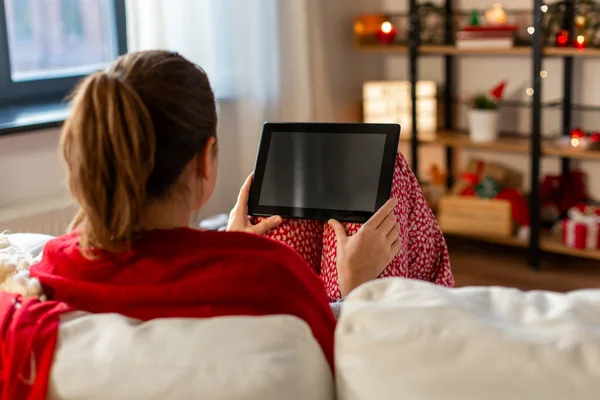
[465,81,506,143]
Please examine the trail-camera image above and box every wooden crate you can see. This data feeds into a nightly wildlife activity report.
[438,196,514,238]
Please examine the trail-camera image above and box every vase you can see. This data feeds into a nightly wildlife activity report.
[468,109,500,143]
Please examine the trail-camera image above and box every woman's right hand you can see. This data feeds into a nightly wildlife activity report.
[328,198,401,297]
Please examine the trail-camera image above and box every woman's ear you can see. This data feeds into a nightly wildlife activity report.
[200,137,218,179]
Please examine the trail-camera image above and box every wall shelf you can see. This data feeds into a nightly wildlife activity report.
[356,43,600,57]
[401,131,600,161]
[446,230,600,261]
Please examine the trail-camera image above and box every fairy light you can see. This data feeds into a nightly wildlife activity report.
[571,137,580,147]
[540,71,548,78]
[541,5,548,13]
[526,88,534,96]
[527,27,535,35]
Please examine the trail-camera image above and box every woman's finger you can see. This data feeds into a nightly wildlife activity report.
[390,238,402,257]
[364,198,398,229]
[387,223,400,245]
[235,173,254,214]
[251,215,283,235]
[379,211,396,235]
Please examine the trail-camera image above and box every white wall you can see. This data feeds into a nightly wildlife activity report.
[382,0,600,198]
[0,129,67,208]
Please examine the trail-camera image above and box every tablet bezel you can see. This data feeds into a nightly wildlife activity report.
[248,122,401,223]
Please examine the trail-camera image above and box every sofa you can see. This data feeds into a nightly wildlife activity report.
[5,234,600,399]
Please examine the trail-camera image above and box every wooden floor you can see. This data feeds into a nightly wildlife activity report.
[447,237,600,292]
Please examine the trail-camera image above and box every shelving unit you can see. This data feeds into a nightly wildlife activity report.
[359,0,600,269]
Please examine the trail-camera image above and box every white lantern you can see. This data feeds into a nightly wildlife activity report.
[363,80,437,140]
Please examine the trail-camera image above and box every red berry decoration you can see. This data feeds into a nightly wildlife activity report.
[590,132,600,143]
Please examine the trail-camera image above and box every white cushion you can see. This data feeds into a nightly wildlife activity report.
[49,313,333,400]
[336,278,600,400]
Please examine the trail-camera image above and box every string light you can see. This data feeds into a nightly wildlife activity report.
[541,5,548,13]
[527,27,535,35]
[571,138,580,148]
[540,71,548,78]
[526,88,534,96]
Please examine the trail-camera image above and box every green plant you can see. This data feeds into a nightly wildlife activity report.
[471,93,498,110]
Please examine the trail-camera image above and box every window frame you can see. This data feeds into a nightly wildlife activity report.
[0,0,127,107]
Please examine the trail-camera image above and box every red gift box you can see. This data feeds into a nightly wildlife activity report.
[562,205,600,250]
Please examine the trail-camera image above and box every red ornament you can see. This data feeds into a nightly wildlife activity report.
[571,127,586,139]
[376,21,397,44]
[490,80,507,101]
[590,132,600,142]
[555,30,569,47]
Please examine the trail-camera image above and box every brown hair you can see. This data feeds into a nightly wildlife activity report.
[61,50,217,254]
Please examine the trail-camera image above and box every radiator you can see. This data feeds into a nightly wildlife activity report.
[0,197,77,237]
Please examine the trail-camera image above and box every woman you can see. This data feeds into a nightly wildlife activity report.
[1,50,451,397]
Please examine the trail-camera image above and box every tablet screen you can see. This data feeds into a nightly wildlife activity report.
[258,131,386,212]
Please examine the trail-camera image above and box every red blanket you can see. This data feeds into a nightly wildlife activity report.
[0,293,72,399]
[1,229,336,399]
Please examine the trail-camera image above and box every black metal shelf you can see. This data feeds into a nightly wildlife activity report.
[362,0,600,269]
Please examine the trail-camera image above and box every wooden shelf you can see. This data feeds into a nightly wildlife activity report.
[420,45,532,56]
[401,131,600,161]
[446,230,600,261]
[445,231,528,248]
[356,43,600,57]
[541,231,600,261]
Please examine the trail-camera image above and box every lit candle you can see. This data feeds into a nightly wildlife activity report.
[377,21,397,44]
[485,3,507,25]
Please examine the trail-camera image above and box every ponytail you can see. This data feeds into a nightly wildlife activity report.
[62,72,156,256]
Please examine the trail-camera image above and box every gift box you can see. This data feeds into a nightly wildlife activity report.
[562,205,600,250]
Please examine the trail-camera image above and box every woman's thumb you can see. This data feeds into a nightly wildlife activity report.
[253,215,283,235]
[328,219,347,240]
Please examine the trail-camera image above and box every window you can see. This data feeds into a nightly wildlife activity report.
[0,0,126,106]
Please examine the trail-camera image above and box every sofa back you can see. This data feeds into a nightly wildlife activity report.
[336,278,600,400]
[49,313,333,400]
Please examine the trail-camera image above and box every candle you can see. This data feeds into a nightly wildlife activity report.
[484,3,507,25]
[377,21,397,44]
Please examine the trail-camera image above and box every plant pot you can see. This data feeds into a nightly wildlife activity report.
[468,109,500,143]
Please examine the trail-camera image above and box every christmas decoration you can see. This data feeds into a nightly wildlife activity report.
[490,80,507,101]
[377,20,397,44]
[484,3,508,25]
[497,188,530,228]
[448,158,529,235]
[543,0,600,49]
[540,171,589,224]
[469,9,480,26]
[555,29,569,47]
[562,205,600,250]
[475,177,502,199]
[575,34,587,49]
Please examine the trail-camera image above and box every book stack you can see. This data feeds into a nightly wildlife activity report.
[455,25,518,49]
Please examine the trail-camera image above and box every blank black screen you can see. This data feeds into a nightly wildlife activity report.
[258,132,386,212]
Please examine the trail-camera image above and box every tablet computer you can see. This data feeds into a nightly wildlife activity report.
[248,123,401,223]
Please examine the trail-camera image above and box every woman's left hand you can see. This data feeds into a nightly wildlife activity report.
[227,173,283,235]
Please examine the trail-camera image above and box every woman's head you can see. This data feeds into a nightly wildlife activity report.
[62,50,218,253]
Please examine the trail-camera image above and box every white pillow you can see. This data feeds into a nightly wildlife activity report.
[336,278,600,400]
[49,313,333,400]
